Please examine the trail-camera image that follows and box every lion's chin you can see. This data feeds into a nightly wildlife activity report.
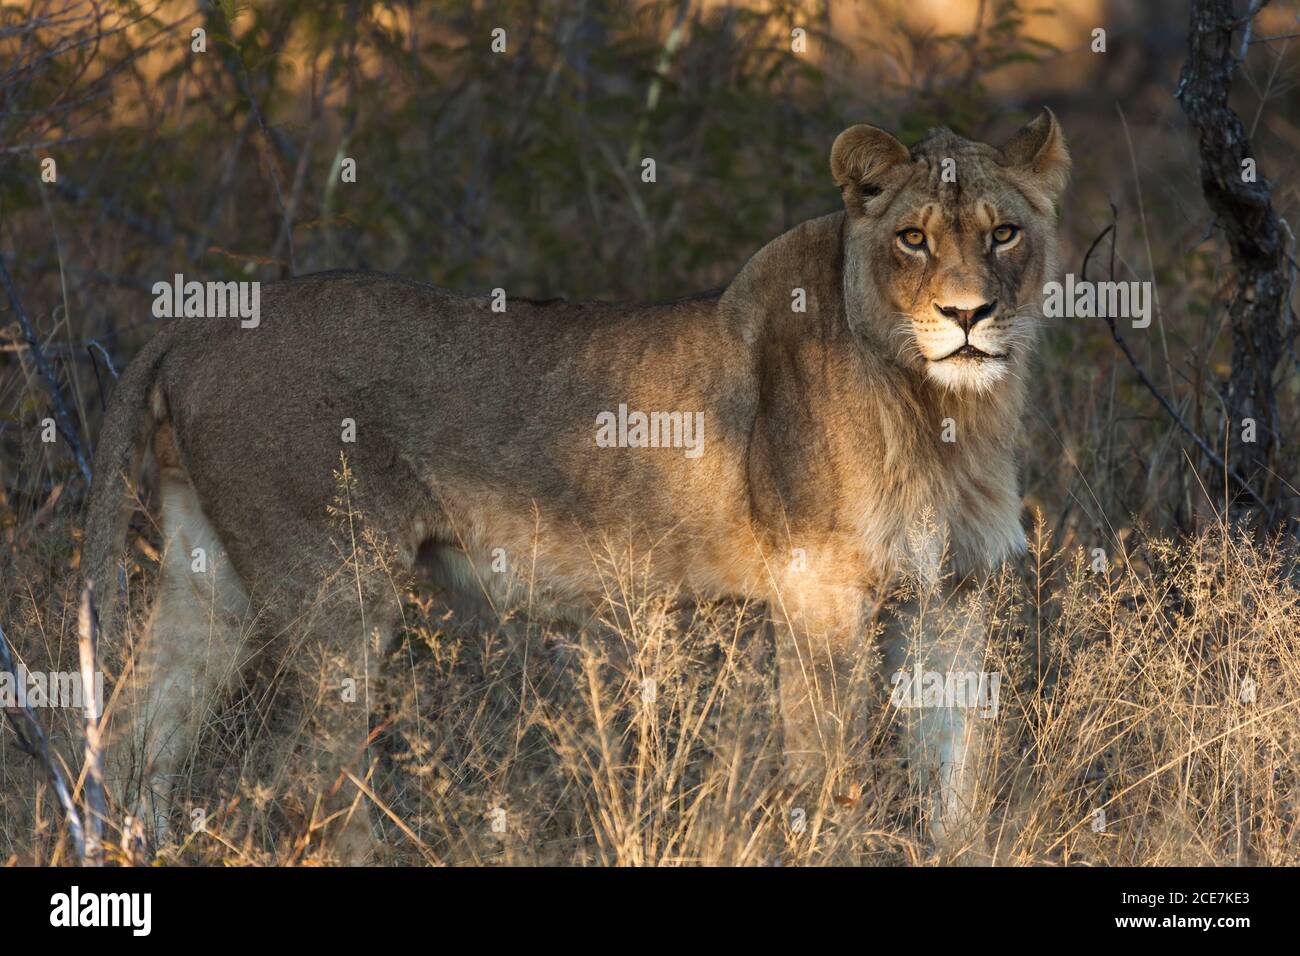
[924,355,1011,395]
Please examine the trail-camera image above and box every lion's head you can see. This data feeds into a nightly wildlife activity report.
[831,109,1069,394]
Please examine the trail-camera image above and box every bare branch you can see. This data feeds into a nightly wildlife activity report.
[0,253,93,485]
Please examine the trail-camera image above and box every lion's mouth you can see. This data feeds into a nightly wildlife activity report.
[938,344,1004,362]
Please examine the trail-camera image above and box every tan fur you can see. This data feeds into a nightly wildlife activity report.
[84,111,1069,861]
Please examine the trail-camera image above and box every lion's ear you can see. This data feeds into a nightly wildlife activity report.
[830,124,910,194]
[1000,107,1070,204]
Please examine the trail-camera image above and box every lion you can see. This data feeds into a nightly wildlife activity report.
[83,109,1068,862]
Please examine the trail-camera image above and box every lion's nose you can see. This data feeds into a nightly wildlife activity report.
[934,299,997,333]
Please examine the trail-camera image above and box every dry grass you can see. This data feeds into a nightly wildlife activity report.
[2,502,1298,866]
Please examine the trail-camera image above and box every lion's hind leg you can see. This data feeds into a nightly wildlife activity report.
[125,471,253,849]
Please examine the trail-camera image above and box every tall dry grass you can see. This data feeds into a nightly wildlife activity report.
[2,502,1297,865]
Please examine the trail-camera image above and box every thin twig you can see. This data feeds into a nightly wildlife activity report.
[86,339,116,412]
[85,338,118,379]
[1082,207,1272,515]
[77,583,106,866]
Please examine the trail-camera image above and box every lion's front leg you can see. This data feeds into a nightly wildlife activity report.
[772,584,875,789]
[884,575,994,861]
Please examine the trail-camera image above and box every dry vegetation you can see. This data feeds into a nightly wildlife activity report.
[2,0,1298,865]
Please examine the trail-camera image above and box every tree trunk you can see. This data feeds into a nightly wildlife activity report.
[1175,0,1292,524]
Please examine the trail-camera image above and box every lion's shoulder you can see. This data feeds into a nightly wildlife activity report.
[719,212,845,344]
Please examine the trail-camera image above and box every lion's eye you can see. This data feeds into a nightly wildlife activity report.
[992,224,1019,244]
[898,229,927,250]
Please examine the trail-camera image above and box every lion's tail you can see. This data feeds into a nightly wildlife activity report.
[82,330,172,643]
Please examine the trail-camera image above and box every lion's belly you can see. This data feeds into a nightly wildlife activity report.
[417,471,768,611]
